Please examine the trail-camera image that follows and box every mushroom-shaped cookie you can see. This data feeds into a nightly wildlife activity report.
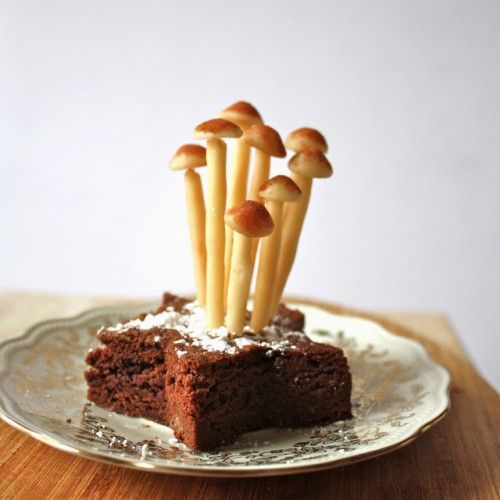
[225,201,274,335]
[250,176,301,331]
[244,124,287,203]
[219,102,263,303]
[194,118,242,328]
[220,102,263,205]
[220,101,263,132]
[272,150,333,313]
[282,127,328,225]
[285,127,328,154]
[243,124,286,275]
[169,144,207,305]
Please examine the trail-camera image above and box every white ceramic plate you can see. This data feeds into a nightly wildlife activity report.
[0,302,450,477]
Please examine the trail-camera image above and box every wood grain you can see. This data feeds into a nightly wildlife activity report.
[0,292,498,499]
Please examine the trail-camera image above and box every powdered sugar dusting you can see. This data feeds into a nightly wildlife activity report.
[104,301,305,356]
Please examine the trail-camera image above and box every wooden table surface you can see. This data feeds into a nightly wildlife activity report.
[0,291,498,499]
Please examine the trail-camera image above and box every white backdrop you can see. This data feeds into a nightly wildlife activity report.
[1,0,499,389]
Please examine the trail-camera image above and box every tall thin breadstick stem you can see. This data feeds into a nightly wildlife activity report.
[248,150,271,269]
[271,174,312,313]
[251,201,282,331]
[226,232,253,334]
[205,138,227,328]
[248,149,270,202]
[184,169,206,305]
[224,139,251,308]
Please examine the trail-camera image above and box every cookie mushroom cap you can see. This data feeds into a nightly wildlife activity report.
[194,118,242,140]
[285,127,328,154]
[225,200,274,238]
[259,175,302,203]
[242,124,286,158]
[288,149,333,179]
[169,144,207,171]
[219,101,263,130]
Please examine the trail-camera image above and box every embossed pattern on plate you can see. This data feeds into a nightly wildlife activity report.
[0,303,450,477]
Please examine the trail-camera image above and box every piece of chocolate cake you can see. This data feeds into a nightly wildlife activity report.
[85,293,352,450]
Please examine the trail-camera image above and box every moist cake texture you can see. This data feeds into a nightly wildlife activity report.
[85,293,352,450]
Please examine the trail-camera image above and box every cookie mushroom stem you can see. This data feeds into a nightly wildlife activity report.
[282,127,328,221]
[169,144,207,305]
[242,124,286,271]
[225,201,274,335]
[185,170,206,304]
[271,150,333,314]
[250,176,301,332]
[248,149,271,202]
[194,119,242,328]
[219,102,263,307]
[246,124,286,203]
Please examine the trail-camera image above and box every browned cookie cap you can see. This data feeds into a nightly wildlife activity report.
[288,149,333,178]
[169,144,207,171]
[242,124,286,158]
[194,118,242,139]
[219,101,263,130]
[259,175,302,202]
[285,127,328,153]
[225,200,274,238]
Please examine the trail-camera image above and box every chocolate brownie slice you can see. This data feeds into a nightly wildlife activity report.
[84,293,305,423]
[85,293,351,450]
[165,332,351,450]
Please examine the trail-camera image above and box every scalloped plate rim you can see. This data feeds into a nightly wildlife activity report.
[0,302,451,477]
